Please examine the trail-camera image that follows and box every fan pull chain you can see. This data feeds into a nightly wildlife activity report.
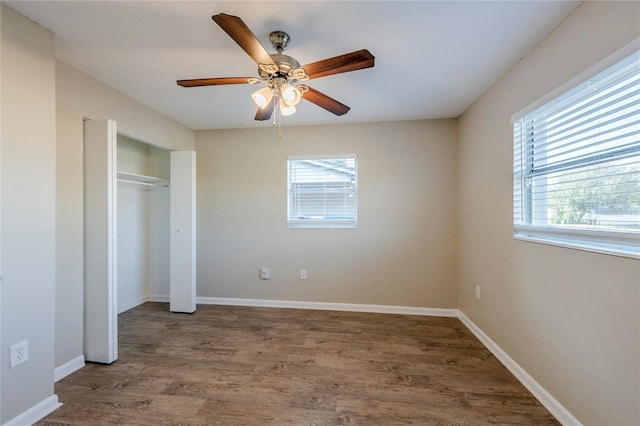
[275,98,283,139]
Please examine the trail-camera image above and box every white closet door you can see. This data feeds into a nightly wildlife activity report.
[83,119,118,363]
[170,151,196,313]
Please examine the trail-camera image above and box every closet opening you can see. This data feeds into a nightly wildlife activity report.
[116,134,170,314]
[84,119,196,364]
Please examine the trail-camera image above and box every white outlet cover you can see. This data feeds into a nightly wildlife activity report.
[10,340,29,368]
[260,267,271,280]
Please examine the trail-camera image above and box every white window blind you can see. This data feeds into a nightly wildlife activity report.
[287,154,357,228]
[513,50,640,258]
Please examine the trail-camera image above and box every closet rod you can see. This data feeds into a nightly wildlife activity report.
[117,178,168,188]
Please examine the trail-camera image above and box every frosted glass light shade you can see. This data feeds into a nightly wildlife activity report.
[252,86,274,109]
[279,100,296,116]
[281,83,301,106]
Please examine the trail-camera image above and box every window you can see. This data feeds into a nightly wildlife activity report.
[287,154,357,228]
[513,49,639,258]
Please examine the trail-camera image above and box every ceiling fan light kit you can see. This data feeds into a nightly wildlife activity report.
[177,13,375,128]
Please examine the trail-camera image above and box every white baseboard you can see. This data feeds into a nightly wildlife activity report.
[146,294,169,303]
[457,312,581,426]
[119,294,169,314]
[54,354,85,382]
[118,295,148,314]
[4,394,62,426]
[196,296,459,317]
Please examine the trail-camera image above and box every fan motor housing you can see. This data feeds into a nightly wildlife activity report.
[258,53,300,78]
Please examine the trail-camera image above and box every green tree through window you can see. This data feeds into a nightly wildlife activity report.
[548,163,640,228]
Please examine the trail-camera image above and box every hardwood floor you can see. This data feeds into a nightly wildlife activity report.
[38,303,558,425]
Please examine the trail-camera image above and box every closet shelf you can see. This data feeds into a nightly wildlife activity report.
[117,171,169,188]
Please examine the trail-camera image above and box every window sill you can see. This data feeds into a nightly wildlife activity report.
[514,225,639,259]
[288,221,357,229]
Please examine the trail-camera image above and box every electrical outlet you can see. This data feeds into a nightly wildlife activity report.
[260,267,271,280]
[475,285,481,300]
[10,340,29,368]
[300,269,307,280]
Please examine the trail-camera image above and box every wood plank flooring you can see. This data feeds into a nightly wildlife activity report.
[38,302,558,425]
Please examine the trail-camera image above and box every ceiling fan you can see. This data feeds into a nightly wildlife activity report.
[177,13,375,121]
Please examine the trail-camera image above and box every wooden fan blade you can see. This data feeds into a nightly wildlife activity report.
[212,13,276,66]
[177,77,252,87]
[302,49,374,79]
[254,97,275,121]
[301,86,350,116]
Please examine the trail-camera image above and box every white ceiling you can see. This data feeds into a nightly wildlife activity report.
[5,1,580,130]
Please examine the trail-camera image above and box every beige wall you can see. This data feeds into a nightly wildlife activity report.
[457,2,640,425]
[55,108,84,369]
[1,4,57,421]
[196,120,458,308]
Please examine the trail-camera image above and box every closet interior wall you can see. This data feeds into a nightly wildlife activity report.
[117,134,170,313]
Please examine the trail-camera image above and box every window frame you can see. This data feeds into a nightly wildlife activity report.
[286,154,358,229]
[511,40,640,259]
